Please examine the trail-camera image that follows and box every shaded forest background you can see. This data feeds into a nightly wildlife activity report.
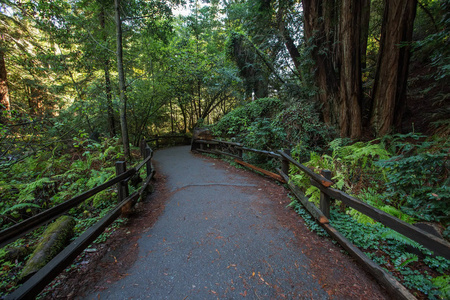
[0,0,449,298]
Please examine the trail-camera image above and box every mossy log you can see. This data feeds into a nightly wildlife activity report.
[20,215,75,282]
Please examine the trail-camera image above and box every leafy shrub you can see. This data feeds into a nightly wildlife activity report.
[290,138,391,208]
[376,135,449,222]
[273,102,334,160]
[212,97,282,138]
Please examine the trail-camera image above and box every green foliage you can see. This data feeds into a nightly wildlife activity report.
[212,98,287,165]
[431,275,450,299]
[0,135,122,230]
[288,133,449,297]
[329,210,448,299]
[290,138,391,209]
[212,97,282,138]
[376,135,449,222]
[288,197,328,237]
[274,102,334,160]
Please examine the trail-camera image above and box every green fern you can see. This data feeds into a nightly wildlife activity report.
[379,205,416,224]
[394,252,419,268]
[431,275,450,299]
[0,202,40,214]
[381,230,426,252]
[17,177,52,202]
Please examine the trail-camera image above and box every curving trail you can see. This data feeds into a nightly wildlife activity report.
[85,146,389,299]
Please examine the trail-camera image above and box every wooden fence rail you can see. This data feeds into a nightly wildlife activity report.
[2,140,156,300]
[191,138,450,300]
[146,134,191,148]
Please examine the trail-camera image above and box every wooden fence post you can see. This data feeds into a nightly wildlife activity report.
[145,146,152,178]
[237,148,243,160]
[281,149,290,175]
[115,161,129,201]
[320,170,332,218]
[140,138,146,157]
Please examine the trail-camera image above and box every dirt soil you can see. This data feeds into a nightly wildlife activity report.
[40,155,390,300]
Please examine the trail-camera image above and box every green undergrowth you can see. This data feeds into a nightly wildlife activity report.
[287,133,450,299]
[0,132,144,297]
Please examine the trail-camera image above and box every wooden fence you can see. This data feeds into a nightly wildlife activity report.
[1,140,155,300]
[147,134,191,149]
[191,138,450,300]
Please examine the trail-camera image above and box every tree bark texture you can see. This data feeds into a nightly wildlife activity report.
[371,0,417,135]
[303,0,365,138]
[100,8,116,138]
[0,50,10,120]
[338,0,363,138]
[115,0,131,159]
[302,0,340,128]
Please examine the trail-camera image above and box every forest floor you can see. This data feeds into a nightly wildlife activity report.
[42,146,391,299]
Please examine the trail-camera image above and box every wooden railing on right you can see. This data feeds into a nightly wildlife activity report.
[192,138,450,300]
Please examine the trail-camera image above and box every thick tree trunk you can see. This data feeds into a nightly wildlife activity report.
[0,51,10,121]
[339,0,363,138]
[303,0,365,138]
[302,0,340,127]
[100,8,116,138]
[114,0,131,159]
[371,0,417,135]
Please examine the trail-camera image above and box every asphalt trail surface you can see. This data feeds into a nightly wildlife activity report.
[87,146,332,299]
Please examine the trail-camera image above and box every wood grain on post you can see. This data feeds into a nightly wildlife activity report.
[145,146,153,178]
[115,161,129,201]
[319,170,332,218]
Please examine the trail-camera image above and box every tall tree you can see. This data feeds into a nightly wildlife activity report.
[338,0,363,138]
[0,48,9,118]
[114,0,131,159]
[302,0,341,130]
[371,0,418,135]
[99,4,116,138]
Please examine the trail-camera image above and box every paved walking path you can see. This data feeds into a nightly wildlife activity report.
[86,146,386,299]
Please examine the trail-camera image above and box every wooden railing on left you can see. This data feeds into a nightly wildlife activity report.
[2,139,155,300]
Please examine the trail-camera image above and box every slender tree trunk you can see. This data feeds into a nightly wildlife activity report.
[114,0,131,159]
[100,8,116,138]
[0,50,10,121]
[360,0,372,126]
[169,98,174,133]
[360,0,371,71]
[371,0,417,135]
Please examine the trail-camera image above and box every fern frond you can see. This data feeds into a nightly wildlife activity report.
[394,252,419,268]
[381,230,426,252]
[1,203,40,214]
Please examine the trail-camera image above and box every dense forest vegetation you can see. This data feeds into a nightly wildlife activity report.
[0,0,449,298]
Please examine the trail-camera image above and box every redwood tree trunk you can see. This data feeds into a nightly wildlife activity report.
[338,0,363,138]
[303,0,368,138]
[302,0,340,127]
[0,50,10,120]
[371,0,417,135]
[114,0,131,159]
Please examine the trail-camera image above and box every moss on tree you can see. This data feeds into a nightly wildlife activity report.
[20,215,75,281]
